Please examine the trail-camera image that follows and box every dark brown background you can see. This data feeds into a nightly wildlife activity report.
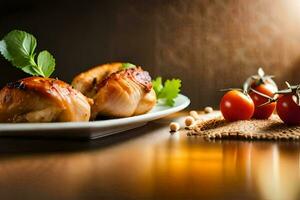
[1,0,300,108]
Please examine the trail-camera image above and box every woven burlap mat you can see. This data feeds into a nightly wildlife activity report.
[186,112,300,141]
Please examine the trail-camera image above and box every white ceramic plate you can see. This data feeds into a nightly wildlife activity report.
[0,94,190,139]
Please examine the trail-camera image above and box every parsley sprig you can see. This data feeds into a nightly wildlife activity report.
[0,30,55,77]
[152,77,182,106]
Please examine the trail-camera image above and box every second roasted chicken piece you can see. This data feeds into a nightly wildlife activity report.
[72,63,157,119]
[72,63,123,98]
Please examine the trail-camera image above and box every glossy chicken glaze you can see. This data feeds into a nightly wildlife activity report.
[72,63,157,119]
[72,63,123,98]
[0,77,92,122]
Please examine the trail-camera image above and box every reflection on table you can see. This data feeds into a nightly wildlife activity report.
[0,121,298,200]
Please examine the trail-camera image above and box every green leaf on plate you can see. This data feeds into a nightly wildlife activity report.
[152,77,182,107]
[122,62,136,69]
[0,30,56,77]
[37,50,55,77]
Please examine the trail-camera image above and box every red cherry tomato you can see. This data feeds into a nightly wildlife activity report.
[276,94,300,125]
[249,84,276,119]
[220,90,255,122]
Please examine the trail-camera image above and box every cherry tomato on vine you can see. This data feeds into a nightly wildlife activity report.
[249,84,277,119]
[244,68,277,119]
[276,94,300,125]
[244,68,278,93]
[220,90,255,122]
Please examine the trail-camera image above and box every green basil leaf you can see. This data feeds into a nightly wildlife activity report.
[122,63,136,69]
[21,65,40,76]
[0,30,56,78]
[37,50,55,77]
[1,30,37,67]
[0,40,12,61]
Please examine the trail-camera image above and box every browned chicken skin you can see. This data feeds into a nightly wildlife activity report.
[72,63,123,98]
[0,77,92,123]
[72,63,157,119]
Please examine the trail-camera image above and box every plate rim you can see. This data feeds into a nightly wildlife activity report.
[0,94,190,131]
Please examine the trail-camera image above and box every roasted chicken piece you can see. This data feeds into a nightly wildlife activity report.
[0,77,92,123]
[72,63,156,119]
[72,63,123,98]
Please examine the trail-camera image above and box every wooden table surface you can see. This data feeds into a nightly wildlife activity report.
[0,112,299,200]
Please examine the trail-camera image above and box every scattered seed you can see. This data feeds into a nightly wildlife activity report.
[189,110,200,120]
[185,116,195,127]
[169,122,180,132]
[204,106,214,113]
